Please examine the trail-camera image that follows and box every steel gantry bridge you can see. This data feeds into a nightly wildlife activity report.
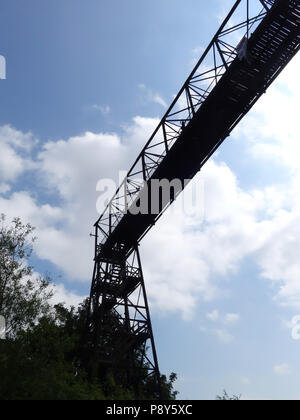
[87,0,300,397]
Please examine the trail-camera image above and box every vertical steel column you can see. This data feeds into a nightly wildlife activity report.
[88,241,161,398]
[134,244,161,398]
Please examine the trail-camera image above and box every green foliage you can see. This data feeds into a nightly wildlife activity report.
[0,215,53,337]
[216,390,241,400]
[0,308,105,400]
[161,373,179,400]
[0,215,178,400]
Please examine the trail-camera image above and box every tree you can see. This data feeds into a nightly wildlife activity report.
[0,215,53,337]
[0,304,106,400]
[0,215,178,400]
[216,390,241,400]
[0,300,178,400]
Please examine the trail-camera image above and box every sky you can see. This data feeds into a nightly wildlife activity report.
[1,0,300,400]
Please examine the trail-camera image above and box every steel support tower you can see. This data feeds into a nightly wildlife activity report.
[87,0,300,397]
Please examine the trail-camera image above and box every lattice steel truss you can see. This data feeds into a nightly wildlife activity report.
[88,243,160,397]
[87,0,300,398]
[95,0,287,247]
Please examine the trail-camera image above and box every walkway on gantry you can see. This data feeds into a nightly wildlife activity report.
[94,0,300,261]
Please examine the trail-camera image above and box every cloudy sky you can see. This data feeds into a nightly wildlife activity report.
[1,0,300,399]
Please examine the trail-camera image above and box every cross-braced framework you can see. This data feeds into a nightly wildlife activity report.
[87,0,300,398]
[88,242,161,397]
[96,0,299,249]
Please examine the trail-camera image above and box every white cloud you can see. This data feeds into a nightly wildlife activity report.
[151,94,167,108]
[0,183,10,194]
[38,131,124,200]
[0,110,291,318]
[138,84,167,108]
[92,104,111,115]
[20,268,85,312]
[230,55,300,309]
[0,192,64,228]
[206,311,240,325]
[50,283,86,308]
[273,363,291,376]
[191,46,205,56]
[0,119,160,285]
[35,131,128,280]
[204,311,240,340]
[0,191,85,280]
[213,328,234,343]
[233,55,300,175]
[0,116,288,316]
[189,46,205,67]
[0,124,37,151]
[0,125,36,183]
[224,313,240,325]
[206,310,219,321]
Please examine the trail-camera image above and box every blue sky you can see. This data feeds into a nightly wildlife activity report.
[1,0,300,400]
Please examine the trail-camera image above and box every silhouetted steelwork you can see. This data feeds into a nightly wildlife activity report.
[87,0,300,397]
